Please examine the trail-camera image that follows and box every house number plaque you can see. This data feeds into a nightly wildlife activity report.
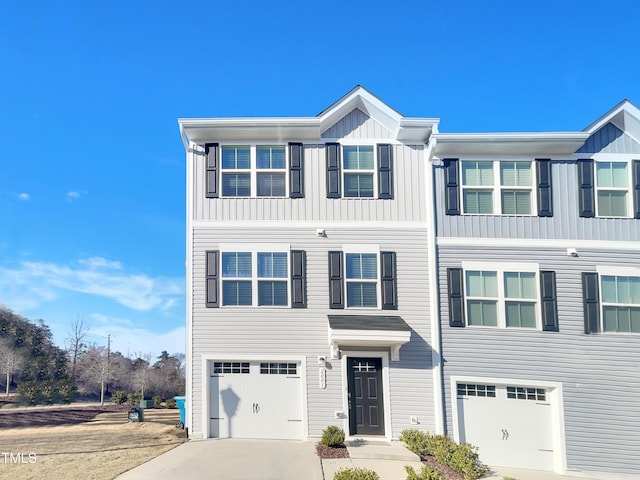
[319,367,326,389]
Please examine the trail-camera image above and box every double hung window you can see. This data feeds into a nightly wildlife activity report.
[461,160,533,214]
[221,249,289,306]
[595,161,630,217]
[343,146,375,197]
[221,145,287,197]
[600,274,640,333]
[345,253,378,307]
[464,263,539,328]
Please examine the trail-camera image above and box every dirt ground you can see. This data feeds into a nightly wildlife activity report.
[0,405,186,480]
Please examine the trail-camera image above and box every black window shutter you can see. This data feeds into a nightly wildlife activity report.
[377,144,393,199]
[578,159,595,218]
[536,159,553,217]
[632,160,640,219]
[447,268,465,327]
[328,251,344,309]
[582,272,600,334]
[205,143,219,199]
[289,143,304,199]
[326,143,341,198]
[381,251,397,310]
[205,250,219,308]
[291,250,306,308]
[443,159,460,215]
[540,270,558,331]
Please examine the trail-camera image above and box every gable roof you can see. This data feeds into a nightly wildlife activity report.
[178,86,439,148]
[582,99,640,146]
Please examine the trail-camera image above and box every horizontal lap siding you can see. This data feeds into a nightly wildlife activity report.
[438,245,640,475]
[435,161,640,241]
[194,144,425,223]
[191,227,434,439]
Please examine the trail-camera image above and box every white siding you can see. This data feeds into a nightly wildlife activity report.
[438,245,640,476]
[190,226,434,440]
[321,108,395,139]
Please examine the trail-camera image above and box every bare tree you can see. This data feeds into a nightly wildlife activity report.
[0,339,25,396]
[130,352,152,397]
[66,316,90,381]
[78,345,124,405]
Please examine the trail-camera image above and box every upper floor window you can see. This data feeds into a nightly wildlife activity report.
[595,161,630,217]
[220,145,287,197]
[343,146,375,198]
[461,160,533,215]
[601,275,640,333]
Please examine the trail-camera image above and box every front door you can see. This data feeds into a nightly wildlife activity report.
[347,357,384,435]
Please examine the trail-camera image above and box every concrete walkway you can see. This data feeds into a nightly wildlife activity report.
[116,438,597,480]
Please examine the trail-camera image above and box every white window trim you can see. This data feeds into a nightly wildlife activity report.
[595,265,640,334]
[460,158,537,216]
[461,261,541,329]
[592,155,634,219]
[341,143,377,198]
[220,143,289,198]
[219,244,291,308]
[343,244,381,310]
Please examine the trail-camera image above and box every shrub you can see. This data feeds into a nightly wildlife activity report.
[127,392,143,404]
[165,398,177,408]
[57,381,76,404]
[40,380,57,404]
[152,395,162,407]
[503,477,519,480]
[404,465,445,480]
[16,381,41,406]
[111,390,128,405]
[321,425,346,447]
[334,467,380,480]
[400,429,489,480]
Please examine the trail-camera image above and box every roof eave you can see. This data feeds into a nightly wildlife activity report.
[433,132,590,156]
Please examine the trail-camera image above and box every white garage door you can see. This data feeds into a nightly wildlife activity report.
[210,361,302,440]
[456,383,556,471]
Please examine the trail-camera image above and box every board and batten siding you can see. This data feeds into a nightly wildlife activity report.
[435,160,640,241]
[438,245,640,476]
[576,122,640,154]
[321,108,395,140]
[190,226,434,440]
[192,144,426,223]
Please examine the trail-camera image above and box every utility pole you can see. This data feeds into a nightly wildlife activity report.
[106,334,110,396]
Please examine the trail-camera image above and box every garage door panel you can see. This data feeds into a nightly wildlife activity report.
[457,382,556,471]
[210,361,302,440]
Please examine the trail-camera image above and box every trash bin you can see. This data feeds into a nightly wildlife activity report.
[174,396,186,429]
[128,406,144,422]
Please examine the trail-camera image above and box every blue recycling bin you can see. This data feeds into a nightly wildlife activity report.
[174,396,186,429]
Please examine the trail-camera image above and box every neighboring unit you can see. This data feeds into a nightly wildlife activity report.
[179,89,640,479]
[433,99,640,479]
[179,86,441,444]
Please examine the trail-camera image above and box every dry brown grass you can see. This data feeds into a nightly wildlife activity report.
[0,408,186,480]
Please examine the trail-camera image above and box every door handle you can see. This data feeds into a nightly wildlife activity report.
[502,429,509,440]
[253,403,260,414]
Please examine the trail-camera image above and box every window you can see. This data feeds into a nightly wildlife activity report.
[221,249,289,307]
[601,275,640,333]
[213,362,250,374]
[506,385,546,401]
[457,383,496,398]
[221,145,287,197]
[345,253,378,307]
[260,363,297,375]
[461,160,533,215]
[596,161,630,217]
[343,146,374,197]
[464,264,539,328]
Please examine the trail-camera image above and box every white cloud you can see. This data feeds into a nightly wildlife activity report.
[0,258,183,312]
[66,190,86,202]
[17,193,30,201]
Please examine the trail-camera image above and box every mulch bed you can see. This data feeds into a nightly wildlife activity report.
[316,442,350,459]
[418,454,465,480]
[0,404,129,428]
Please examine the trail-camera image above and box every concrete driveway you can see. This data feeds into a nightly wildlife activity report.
[116,439,323,480]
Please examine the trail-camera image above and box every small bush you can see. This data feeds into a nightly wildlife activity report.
[127,392,143,404]
[165,398,177,408]
[400,429,489,480]
[58,381,76,404]
[152,395,162,407]
[111,390,128,405]
[503,477,519,480]
[16,381,41,406]
[321,425,346,447]
[405,465,445,480]
[334,467,380,480]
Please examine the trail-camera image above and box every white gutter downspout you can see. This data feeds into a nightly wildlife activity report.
[424,133,444,435]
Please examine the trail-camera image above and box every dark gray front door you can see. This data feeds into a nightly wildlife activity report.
[347,357,384,435]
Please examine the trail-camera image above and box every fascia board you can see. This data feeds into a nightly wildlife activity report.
[179,117,321,143]
[433,132,590,156]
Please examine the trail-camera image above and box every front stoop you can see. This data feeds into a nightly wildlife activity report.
[345,440,420,462]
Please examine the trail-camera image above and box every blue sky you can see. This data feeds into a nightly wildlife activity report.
[1,1,639,356]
